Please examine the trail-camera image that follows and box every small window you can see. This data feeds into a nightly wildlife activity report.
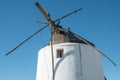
[56,49,64,58]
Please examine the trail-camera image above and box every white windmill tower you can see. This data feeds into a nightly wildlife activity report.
[5,2,116,80]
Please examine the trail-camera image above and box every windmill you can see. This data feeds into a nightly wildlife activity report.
[5,2,116,80]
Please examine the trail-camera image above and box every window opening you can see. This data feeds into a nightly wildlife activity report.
[56,49,64,58]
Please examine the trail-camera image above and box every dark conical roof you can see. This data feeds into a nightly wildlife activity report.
[51,27,95,46]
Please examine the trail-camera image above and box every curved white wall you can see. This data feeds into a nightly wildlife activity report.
[36,43,104,80]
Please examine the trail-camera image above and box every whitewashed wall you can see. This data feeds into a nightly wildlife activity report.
[36,43,104,80]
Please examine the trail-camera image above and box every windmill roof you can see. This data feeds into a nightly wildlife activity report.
[51,28,95,46]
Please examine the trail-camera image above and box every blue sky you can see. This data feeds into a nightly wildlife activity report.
[0,0,120,80]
